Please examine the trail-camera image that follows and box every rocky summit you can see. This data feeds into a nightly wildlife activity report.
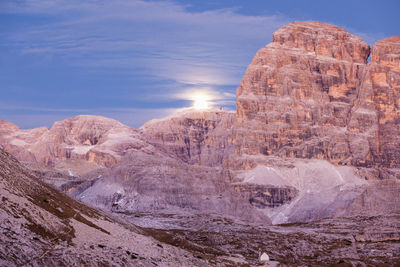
[235,21,400,170]
[1,21,400,266]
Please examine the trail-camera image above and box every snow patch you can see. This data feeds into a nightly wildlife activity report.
[72,146,93,154]
[271,212,289,225]
[334,168,344,183]
[239,165,290,187]
[270,193,305,224]
[114,198,124,205]
[354,108,376,115]
[266,160,369,224]
[10,139,27,147]
[68,169,74,176]
[244,175,255,183]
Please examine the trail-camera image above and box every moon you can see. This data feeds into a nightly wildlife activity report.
[193,93,210,110]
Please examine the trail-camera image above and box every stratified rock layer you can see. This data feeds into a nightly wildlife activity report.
[140,109,235,166]
[235,21,400,170]
[366,36,400,167]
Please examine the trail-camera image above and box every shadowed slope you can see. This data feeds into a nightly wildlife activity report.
[0,149,207,266]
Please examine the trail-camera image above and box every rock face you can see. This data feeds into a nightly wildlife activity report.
[272,22,370,63]
[366,36,400,168]
[140,109,235,166]
[229,22,400,222]
[75,149,270,224]
[235,21,400,170]
[235,22,369,163]
[341,179,400,217]
[0,115,150,170]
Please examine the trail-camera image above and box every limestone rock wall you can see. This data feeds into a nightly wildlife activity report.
[235,21,400,169]
[368,37,400,167]
[140,109,236,166]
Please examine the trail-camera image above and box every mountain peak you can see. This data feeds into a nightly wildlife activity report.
[272,21,370,63]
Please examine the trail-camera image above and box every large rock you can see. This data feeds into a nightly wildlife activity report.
[0,115,151,171]
[366,36,400,167]
[235,21,369,162]
[235,21,400,170]
[140,108,235,166]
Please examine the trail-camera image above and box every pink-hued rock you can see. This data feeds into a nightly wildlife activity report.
[235,21,400,169]
[0,115,150,168]
[272,21,370,63]
[371,36,400,70]
[140,108,236,166]
[366,36,400,168]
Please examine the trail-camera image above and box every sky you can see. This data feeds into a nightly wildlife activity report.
[0,0,399,129]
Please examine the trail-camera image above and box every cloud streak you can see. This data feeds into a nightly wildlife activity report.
[1,0,289,127]
[5,0,287,82]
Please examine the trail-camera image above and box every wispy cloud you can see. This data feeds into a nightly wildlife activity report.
[2,0,288,83]
[1,0,289,127]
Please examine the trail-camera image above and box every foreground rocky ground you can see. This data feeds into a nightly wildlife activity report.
[0,149,207,266]
[130,213,400,266]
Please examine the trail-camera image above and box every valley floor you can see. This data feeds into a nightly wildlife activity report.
[124,212,400,266]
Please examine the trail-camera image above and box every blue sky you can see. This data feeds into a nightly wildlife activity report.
[0,0,399,128]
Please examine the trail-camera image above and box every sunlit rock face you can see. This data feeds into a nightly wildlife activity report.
[235,21,400,170]
[235,21,370,163]
[224,22,400,223]
[366,36,400,168]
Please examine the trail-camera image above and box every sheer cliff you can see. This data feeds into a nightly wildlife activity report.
[235,22,400,171]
